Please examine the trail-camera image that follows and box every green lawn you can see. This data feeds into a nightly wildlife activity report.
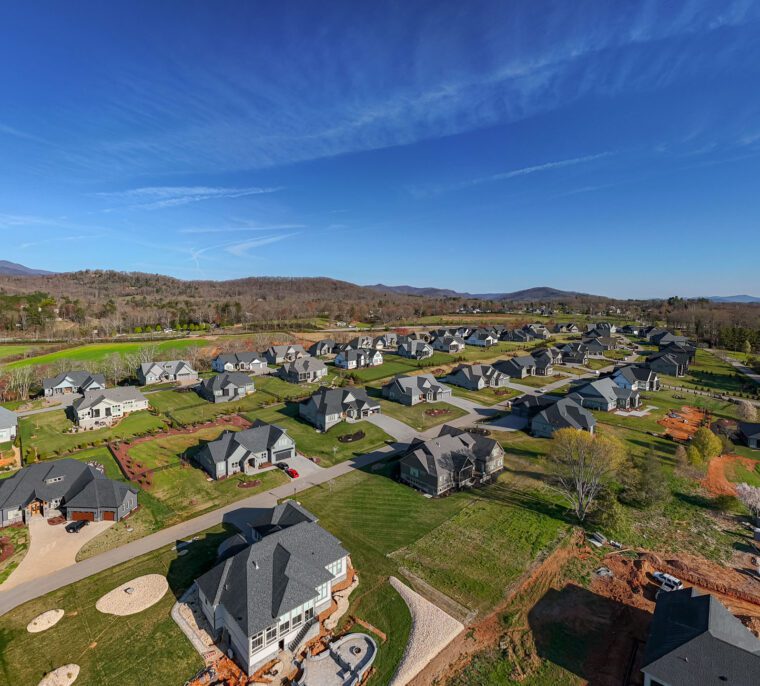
[0,524,29,585]
[19,410,166,460]
[449,384,520,406]
[668,349,759,396]
[3,338,209,370]
[0,524,233,686]
[378,399,468,431]
[513,374,564,388]
[0,344,50,362]
[244,403,392,466]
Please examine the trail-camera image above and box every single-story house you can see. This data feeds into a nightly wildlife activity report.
[382,374,451,405]
[308,339,336,357]
[71,386,149,428]
[397,339,434,360]
[446,364,509,390]
[739,422,760,449]
[279,357,328,384]
[212,352,268,375]
[494,355,537,379]
[432,334,466,354]
[194,420,296,479]
[641,588,760,686]
[137,360,198,385]
[333,348,383,370]
[651,331,690,347]
[299,387,380,431]
[530,396,596,438]
[613,365,660,392]
[465,329,497,347]
[196,504,349,675]
[619,324,642,337]
[198,372,255,403]
[0,459,137,526]
[43,371,106,397]
[586,322,616,337]
[569,377,640,411]
[265,345,307,364]
[346,335,373,350]
[505,328,534,343]
[524,323,551,339]
[0,407,18,444]
[399,425,504,496]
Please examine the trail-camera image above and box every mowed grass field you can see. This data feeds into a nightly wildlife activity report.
[378,399,468,431]
[659,348,758,395]
[448,383,520,405]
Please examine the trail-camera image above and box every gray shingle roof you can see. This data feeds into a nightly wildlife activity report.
[42,371,105,391]
[303,387,379,415]
[72,386,147,412]
[200,420,291,465]
[139,360,196,377]
[214,352,265,366]
[200,372,254,394]
[282,357,327,374]
[0,406,17,431]
[383,374,446,396]
[534,396,596,432]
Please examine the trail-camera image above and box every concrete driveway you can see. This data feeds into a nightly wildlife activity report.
[2,517,113,590]
[365,414,418,443]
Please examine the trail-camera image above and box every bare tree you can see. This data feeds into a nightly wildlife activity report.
[546,429,626,522]
[737,399,758,423]
[7,366,35,401]
[101,353,126,385]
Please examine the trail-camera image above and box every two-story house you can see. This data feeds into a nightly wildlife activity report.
[71,387,149,428]
[279,357,328,384]
[137,360,198,385]
[299,387,380,431]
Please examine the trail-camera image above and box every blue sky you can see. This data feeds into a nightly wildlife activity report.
[1,0,759,298]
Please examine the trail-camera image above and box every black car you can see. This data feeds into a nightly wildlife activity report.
[65,520,89,533]
[276,462,289,471]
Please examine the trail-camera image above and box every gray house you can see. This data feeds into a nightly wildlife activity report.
[0,459,137,526]
[739,423,760,449]
[646,351,686,377]
[530,396,596,438]
[194,420,296,479]
[212,352,268,375]
[0,407,18,444]
[198,372,255,403]
[613,365,660,392]
[446,364,508,390]
[137,360,198,385]
[397,339,434,360]
[71,386,150,428]
[333,348,383,370]
[382,374,451,405]
[373,333,398,349]
[265,345,307,364]
[308,339,336,356]
[570,377,640,411]
[531,349,559,376]
[561,342,589,365]
[279,357,328,384]
[465,329,497,347]
[196,504,349,675]
[299,387,380,431]
[641,588,760,686]
[43,371,105,397]
[432,334,466,354]
[494,355,537,379]
[399,426,504,496]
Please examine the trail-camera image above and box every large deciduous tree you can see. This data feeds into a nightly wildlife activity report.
[547,429,626,522]
[691,427,723,464]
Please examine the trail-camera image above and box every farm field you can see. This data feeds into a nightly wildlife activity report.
[378,399,467,431]
[0,343,52,362]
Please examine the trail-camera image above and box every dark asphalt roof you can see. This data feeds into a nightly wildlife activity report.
[199,420,292,464]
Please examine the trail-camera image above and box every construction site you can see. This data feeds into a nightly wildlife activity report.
[657,405,709,442]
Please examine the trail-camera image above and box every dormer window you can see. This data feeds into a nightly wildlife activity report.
[46,476,64,484]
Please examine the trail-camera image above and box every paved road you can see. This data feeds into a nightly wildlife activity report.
[0,445,397,617]
[710,349,760,386]
[17,395,78,417]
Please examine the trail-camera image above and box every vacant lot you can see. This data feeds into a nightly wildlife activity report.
[19,410,166,459]
[449,384,519,406]
[378,399,467,431]
[660,349,758,396]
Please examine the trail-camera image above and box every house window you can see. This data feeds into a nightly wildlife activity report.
[292,611,302,628]
[316,583,328,603]
[305,607,314,621]
[265,625,277,645]
[279,618,290,634]
[252,631,264,651]
[46,476,64,484]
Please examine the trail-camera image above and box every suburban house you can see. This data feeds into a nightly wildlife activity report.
[586,322,616,337]
[308,339,336,357]
[373,333,398,349]
[582,336,618,354]
[194,420,296,479]
[279,357,328,384]
[196,503,349,675]
[0,459,137,526]
[553,323,580,334]
[739,423,760,449]
[432,334,466,354]
[613,365,660,392]
[511,394,556,419]
[333,348,383,370]
[137,360,198,385]
[299,387,381,431]
[212,352,268,375]
[71,387,149,429]
[561,342,589,365]
[531,347,562,375]
[641,588,760,686]
[265,345,307,364]
[494,355,537,379]
[619,324,642,336]
[660,340,697,362]
[382,374,451,405]
[524,323,552,339]
[397,339,434,360]
[651,330,690,347]
[198,372,255,403]
[446,364,509,390]
[0,407,18,444]
[399,425,505,496]
[646,351,687,377]
[505,328,533,343]
[530,396,596,438]
[43,371,105,397]
[569,377,640,411]
[465,329,497,347]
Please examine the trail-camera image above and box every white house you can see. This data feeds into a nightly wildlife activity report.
[0,407,17,444]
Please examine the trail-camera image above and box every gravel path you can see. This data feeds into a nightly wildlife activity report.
[27,608,64,633]
[388,576,463,686]
[38,664,79,686]
[95,574,168,616]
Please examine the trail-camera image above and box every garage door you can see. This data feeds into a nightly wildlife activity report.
[103,511,115,521]
[273,449,293,462]
[70,511,95,521]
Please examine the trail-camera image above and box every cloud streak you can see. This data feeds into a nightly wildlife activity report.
[96,185,281,210]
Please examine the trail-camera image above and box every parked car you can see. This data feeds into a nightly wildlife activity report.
[285,468,299,479]
[65,520,89,533]
[276,462,289,471]
[653,571,683,595]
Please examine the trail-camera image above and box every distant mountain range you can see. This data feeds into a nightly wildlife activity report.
[706,294,760,303]
[0,260,55,276]
[367,284,596,301]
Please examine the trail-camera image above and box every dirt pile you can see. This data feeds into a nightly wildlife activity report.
[657,405,707,441]
[702,453,759,496]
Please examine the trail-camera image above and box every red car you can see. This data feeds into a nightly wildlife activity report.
[285,468,299,479]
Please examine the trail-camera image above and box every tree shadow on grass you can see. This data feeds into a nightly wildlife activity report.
[475,482,573,524]
[673,491,735,512]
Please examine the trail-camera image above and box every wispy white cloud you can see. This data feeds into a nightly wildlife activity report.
[178,223,304,234]
[225,233,298,257]
[0,123,47,143]
[19,233,105,249]
[96,185,281,211]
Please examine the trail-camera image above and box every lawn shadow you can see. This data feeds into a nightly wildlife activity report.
[475,481,572,524]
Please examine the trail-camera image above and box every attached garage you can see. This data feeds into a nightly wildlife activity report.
[70,510,95,521]
[273,449,294,462]
[102,511,116,521]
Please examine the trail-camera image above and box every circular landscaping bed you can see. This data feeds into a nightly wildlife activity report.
[493,389,511,396]
[237,479,262,489]
[467,427,491,436]
[424,408,452,417]
[338,430,366,443]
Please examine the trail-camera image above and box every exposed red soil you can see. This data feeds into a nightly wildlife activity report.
[703,453,760,496]
[657,405,707,442]
[0,536,14,563]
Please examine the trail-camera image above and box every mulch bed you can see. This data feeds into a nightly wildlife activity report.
[494,389,511,396]
[237,479,262,489]
[47,516,66,526]
[109,414,252,486]
[0,536,14,563]
[424,408,452,417]
[338,430,365,443]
